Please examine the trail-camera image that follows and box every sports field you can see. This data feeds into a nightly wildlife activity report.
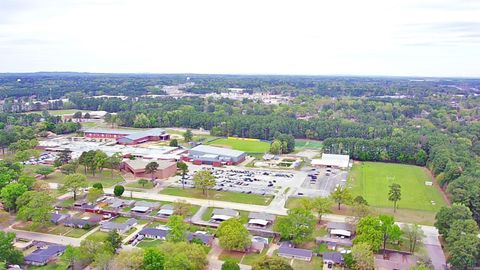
[207,137,270,153]
[294,139,322,149]
[349,162,447,212]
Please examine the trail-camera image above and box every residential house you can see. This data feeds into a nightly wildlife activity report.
[24,245,66,266]
[187,232,214,246]
[138,227,170,240]
[248,212,276,228]
[50,213,70,224]
[211,208,239,222]
[277,243,313,262]
[326,222,353,239]
[322,252,344,270]
[100,218,137,234]
[157,204,175,217]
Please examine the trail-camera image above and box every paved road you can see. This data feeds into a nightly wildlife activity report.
[6,227,82,246]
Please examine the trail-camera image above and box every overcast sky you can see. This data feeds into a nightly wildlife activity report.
[0,0,479,77]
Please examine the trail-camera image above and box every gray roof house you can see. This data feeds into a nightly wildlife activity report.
[135,200,161,209]
[187,232,214,245]
[322,252,344,269]
[107,198,136,209]
[50,213,70,224]
[63,215,102,229]
[211,208,239,221]
[24,245,66,266]
[100,218,137,234]
[277,244,313,261]
[138,228,170,239]
[157,204,175,217]
[248,212,276,228]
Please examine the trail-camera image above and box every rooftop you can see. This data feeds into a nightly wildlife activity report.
[190,145,245,158]
[311,154,350,168]
[212,208,239,217]
[248,212,276,222]
[278,244,313,258]
[24,245,66,263]
[139,228,169,238]
[326,222,353,231]
[322,252,344,264]
[123,159,176,171]
[121,128,167,141]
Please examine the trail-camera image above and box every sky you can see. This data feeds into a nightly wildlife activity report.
[0,0,479,77]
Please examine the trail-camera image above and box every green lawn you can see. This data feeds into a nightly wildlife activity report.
[159,187,273,205]
[349,162,447,211]
[294,139,323,150]
[125,180,155,189]
[137,239,164,249]
[291,256,323,270]
[24,165,124,188]
[207,138,270,153]
[242,249,268,265]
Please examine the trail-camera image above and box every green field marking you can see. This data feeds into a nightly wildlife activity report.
[349,162,447,211]
[206,138,270,153]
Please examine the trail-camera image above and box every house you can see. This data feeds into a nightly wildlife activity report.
[138,227,170,240]
[107,198,136,209]
[277,243,313,262]
[326,222,353,238]
[186,145,246,165]
[130,206,151,214]
[24,245,66,266]
[250,236,269,253]
[157,204,175,217]
[322,252,344,270]
[211,208,239,222]
[135,200,161,210]
[187,232,214,245]
[248,212,276,228]
[120,159,177,179]
[84,128,170,145]
[100,218,137,234]
[50,213,70,224]
[64,215,101,229]
[311,154,350,169]
[73,199,87,207]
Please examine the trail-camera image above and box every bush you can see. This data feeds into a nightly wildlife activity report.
[113,185,125,197]
[92,183,103,190]
[222,260,240,270]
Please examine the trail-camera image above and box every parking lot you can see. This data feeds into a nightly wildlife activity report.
[296,167,349,197]
[171,165,308,196]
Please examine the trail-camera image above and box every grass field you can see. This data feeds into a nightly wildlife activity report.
[159,187,273,205]
[349,162,447,211]
[294,139,323,150]
[24,165,124,188]
[207,138,270,153]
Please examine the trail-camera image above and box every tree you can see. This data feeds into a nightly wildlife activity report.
[177,161,188,189]
[269,140,282,155]
[402,224,425,253]
[351,202,371,222]
[379,215,402,257]
[138,179,148,188]
[60,163,77,175]
[388,183,401,212]
[61,173,88,200]
[312,197,333,222]
[92,182,103,190]
[16,191,54,227]
[448,234,480,270]
[252,256,293,270]
[192,170,216,196]
[445,219,479,244]
[61,245,81,269]
[352,243,375,270]
[173,200,192,217]
[297,197,314,211]
[216,218,251,250]
[353,195,369,205]
[0,183,27,211]
[113,249,144,270]
[142,248,165,270]
[33,180,50,193]
[274,208,315,244]
[35,166,54,179]
[183,129,193,142]
[106,230,122,251]
[105,153,122,177]
[434,204,472,236]
[330,186,352,210]
[73,111,82,119]
[145,161,159,181]
[169,139,179,147]
[166,215,187,243]
[353,216,383,252]
[0,231,23,265]
[164,253,193,270]
[114,185,125,197]
[157,242,208,270]
[17,175,36,190]
[222,259,240,270]
[87,188,103,203]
